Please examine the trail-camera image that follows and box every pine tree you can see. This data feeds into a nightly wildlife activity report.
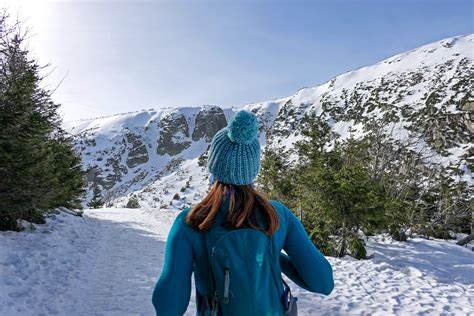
[420,171,471,239]
[257,144,295,207]
[262,113,387,258]
[0,11,85,230]
[47,132,85,209]
[88,185,103,209]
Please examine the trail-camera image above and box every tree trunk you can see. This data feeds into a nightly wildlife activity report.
[456,233,474,246]
[339,221,346,258]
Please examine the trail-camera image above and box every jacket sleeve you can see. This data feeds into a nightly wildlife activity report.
[152,213,193,315]
[280,206,334,295]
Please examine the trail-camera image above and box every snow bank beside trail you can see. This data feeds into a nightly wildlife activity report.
[1,208,473,315]
[0,211,96,315]
[289,235,474,315]
[0,208,178,316]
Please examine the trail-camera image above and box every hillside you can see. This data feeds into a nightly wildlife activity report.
[64,34,473,209]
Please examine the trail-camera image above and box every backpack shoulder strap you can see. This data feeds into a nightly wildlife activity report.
[200,198,230,315]
[266,233,284,294]
[266,232,295,312]
[201,229,220,316]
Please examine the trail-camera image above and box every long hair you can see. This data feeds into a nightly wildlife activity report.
[186,181,279,235]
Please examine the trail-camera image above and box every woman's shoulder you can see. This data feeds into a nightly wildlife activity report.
[269,199,288,209]
[169,207,201,243]
[174,207,202,235]
[268,199,292,225]
[269,199,291,214]
[175,207,192,226]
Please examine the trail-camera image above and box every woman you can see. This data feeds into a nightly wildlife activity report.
[152,110,334,315]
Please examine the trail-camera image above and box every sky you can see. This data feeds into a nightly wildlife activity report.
[3,0,474,122]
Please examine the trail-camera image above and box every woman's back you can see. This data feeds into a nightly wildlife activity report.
[152,110,334,315]
[152,197,334,315]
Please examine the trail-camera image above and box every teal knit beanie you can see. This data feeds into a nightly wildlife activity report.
[207,110,260,185]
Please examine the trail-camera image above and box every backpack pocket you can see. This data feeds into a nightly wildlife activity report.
[208,229,285,316]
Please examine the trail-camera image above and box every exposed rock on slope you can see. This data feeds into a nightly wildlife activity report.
[156,112,191,156]
[192,106,227,141]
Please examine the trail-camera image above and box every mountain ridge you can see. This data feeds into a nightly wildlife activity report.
[64,33,472,127]
[65,34,473,208]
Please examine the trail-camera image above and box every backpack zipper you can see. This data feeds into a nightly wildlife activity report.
[223,268,230,304]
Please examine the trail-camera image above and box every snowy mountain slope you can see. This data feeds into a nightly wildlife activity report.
[243,34,473,161]
[1,208,472,315]
[65,34,473,208]
[64,106,225,204]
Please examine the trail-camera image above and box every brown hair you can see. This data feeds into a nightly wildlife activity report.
[186,181,279,235]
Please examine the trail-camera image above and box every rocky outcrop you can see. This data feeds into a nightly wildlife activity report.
[103,158,128,189]
[85,166,103,186]
[192,106,227,141]
[125,133,149,168]
[157,112,191,156]
[460,101,474,133]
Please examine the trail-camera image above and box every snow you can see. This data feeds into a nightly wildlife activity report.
[0,211,95,315]
[1,208,472,315]
[0,208,180,315]
[291,235,474,315]
[331,120,367,140]
[326,34,473,93]
[242,97,291,130]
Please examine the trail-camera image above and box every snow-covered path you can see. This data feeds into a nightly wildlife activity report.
[0,208,197,316]
[1,208,473,315]
[78,208,171,315]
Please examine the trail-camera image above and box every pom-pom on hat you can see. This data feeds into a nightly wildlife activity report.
[207,110,261,185]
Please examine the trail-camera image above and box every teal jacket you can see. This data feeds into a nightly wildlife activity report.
[152,199,334,315]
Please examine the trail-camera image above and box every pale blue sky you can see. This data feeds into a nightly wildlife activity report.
[6,0,474,121]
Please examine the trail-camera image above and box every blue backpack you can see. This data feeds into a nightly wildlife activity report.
[199,223,295,316]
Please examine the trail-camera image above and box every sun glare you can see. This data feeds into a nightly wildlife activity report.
[3,0,48,25]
